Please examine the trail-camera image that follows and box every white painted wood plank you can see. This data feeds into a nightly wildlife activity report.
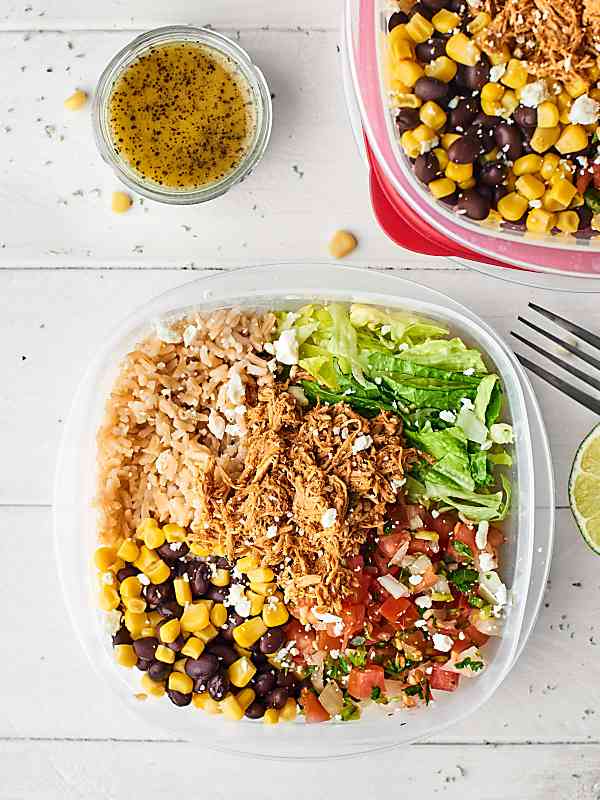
[2,507,598,743]
[1,268,596,506]
[0,0,339,30]
[0,29,426,268]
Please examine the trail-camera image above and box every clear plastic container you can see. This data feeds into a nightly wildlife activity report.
[343,0,600,282]
[54,263,550,757]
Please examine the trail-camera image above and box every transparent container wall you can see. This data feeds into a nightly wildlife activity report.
[55,264,535,758]
[345,0,600,279]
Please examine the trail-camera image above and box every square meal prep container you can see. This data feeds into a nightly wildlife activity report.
[54,263,538,758]
[344,0,600,281]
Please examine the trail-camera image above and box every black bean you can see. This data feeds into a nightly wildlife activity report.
[495,122,522,160]
[190,564,210,598]
[136,657,152,672]
[422,0,449,9]
[493,185,508,206]
[254,671,277,696]
[112,625,131,646]
[459,62,490,91]
[480,160,507,186]
[148,660,171,682]
[448,97,479,131]
[276,671,297,691]
[448,0,467,11]
[415,38,447,63]
[185,653,220,680]
[266,688,288,710]
[414,151,441,183]
[157,541,189,562]
[396,107,421,133]
[513,105,537,129]
[207,642,238,666]
[577,206,593,229]
[476,183,494,202]
[245,701,266,719]
[447,134,480,164]
[166,634,186,653]
[133,637,158,661]
[173,560,192,577]
[167,689,192,707]
[259,627,286,655]
[207,669,230,701]
[145,583,173,608]
[206,586,229,603]
[458,189,491,220]
[409,2,434,20]
[472,112,501,128]
[157,599,182,619]
[250,645,268,667]
[440,191,459,206]
[467,123,495,154]
[216,556,231,570]
[414,77,448,103]
[116,566,138,583]
[221,611,244,642]
[388,10,408,30]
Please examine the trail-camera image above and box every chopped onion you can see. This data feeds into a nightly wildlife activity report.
[407,506,424,530]
[318,681,344,716]
[377,573,410,599]
[384,679,405,697]
[470,611,503,637]
[389,538,410,566]
[410,554,433,575]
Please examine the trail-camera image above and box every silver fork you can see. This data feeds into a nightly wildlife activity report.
[511,303,600,415]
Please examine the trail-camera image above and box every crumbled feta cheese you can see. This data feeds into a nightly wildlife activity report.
[225,584,251,617]
[479,570,507,607]
[458,631,466,641]
[208,409,226,440]
[333,621,344,637]
[432,633,454,652]
[519,80,549,108]
[138,573,150,586]
[430,509,440,520]
[329,649,340,659]
[273,329,299,365]
[460,397,474,410]
[529,199,543,208]
[448,96,460,109]
[478,552,497,572]
[569,94,600,125]
[312,609,343,625]
[155,320,182,344]
[390,478,406,492]
[419,135,439,154]
[409,574,423,586]
[352,434,373,455]
[475,520,489,550]
[183,324,198,347]
[321,507,337,529]
[439,409,456,423]
[378,574,410,599]
[263,341,275,355]
[463,368,475,376]
[489,63,506,83]
[415,595,433,609]
[266,525,278,539]
[415,619,428,629]
[102,571,114,585]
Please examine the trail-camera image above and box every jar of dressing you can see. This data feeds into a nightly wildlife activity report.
[92,26,272,204]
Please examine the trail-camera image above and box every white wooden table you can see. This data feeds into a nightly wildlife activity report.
[1,2,599,798]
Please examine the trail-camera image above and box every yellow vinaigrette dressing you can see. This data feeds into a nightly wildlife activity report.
[108,42,257,190]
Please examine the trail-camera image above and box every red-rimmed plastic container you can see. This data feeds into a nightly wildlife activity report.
[342,0,600,290]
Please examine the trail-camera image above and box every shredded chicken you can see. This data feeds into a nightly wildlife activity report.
[186,384,420,612]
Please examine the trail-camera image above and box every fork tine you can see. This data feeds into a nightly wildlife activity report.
[528,303,600,352]
[517,316,600,373]
[515,353,600,415]
[511,331,600,392]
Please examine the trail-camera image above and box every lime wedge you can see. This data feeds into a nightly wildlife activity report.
[569,423,600,554]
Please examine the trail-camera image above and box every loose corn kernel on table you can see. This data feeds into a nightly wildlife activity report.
[1,1,599,798]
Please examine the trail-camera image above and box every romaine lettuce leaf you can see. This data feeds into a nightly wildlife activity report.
[391,338,487,372]
[349,304,449,344]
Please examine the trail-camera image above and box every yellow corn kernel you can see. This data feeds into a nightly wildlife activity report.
[419,100,447,131]
[210,603,228,628]
[155,644,176,664]
[249,581,277,597]
[500,89,519,117]
[114,644,137,668]
[556,210,580,233]
[395,92,422,109]
[234,645,253,659]
[433,147,449,171]
[120,575,142,598]
[555,124,588,155]
[180,602,210,633]
[480,82,504,116]
[467,11,491,34]
[564,76,589,98]
[220,693,244,721]
[159,618,181,644]
[570,192,584,208]
[189,543,210,557]
[140,674,166,698]
[133,545,160,573]
[405,13,434,43]
[513,154,543,176]
[147,559,170,585]
[140,625,156,638]
[123,595,146,614]
[228,656,257,688]
[526,208,556,233]
[236,687,256,712]
[247,567,275,584]
[173,657,188,673]
[181,636,205,659]
[515,174,545,200]
[497,192,529,222]
[193,692,222,714]
[446,32,481,66]
[536,101,559,128]
[487,44,510,65]
[174,577,192,606]
[543,179,577,211]
[445,161,473,182]
[483,209,503,225]
[136,517,159,538]
[441,132,461,150]
[98,585,120,611]
[557,90,571,110]
[168,672,193,694]
[530,126,561,153]
[117,539,139,563]
[195,623,219,644]
[233,617,268,649]
[94,546,118,572]
[236,554,260,573]
[262,597,290,628]
[501,59,528,90]
[458,177,477,190]
[432,9,460,33]
[395,59,425,88]
[124,610,146,636]
[590,87,600,103]
[388,31,415,63]
[247,590,265,616]
[162,523,186,542]
[143,525,165,550]
[506,172,517,190]
[429,177,456,199]
[482,147,498,162]
[424,55,457,84]
[147,611,162,627]
[540,153,561,180]
[280,698,298,722]
[264,709,280,725]
[210,568,230,587]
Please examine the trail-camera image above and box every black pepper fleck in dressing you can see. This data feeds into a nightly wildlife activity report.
[108,42,256,190]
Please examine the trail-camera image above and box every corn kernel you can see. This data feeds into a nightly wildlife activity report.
[526,208,556,233]
[189,543,211,557]
[262,597,290,628]
[388,37,415,66]
[120,575,142,598]
[513,154,543,176]
[487,44,510,65]
[236,688,256,712]
[124,610,146,636]
[114,644,137,668]
[220,693,244,721]
[556,210,580,233]
[236,555,260,573]
[162,523,186,542]
[168,672,193,694]
[497,192,528,222]
[429,177,456,199]
[209,569,229,588]
[143,525,165,550]
[181,637,205,659]
[147,559,170,585]
[537,101,559,128]
[64,88,88,111]
[180,602,210,633]
[140,625,156,638]
[123,595,146,614]
[233,617,268,648]
[148,611,162,627]
[247,590,265,616]
[193,692,222,714]
[280,698,298,721]
[424,55,457,83]
[159,618,181,644]
[530,126,561,153]
[249,581,277,597]
[140,674,166,697]
[564,76,589,98]
[506,172,517,190]
[500,89,519,117]
[405,13,434,43]
[133,545,160,573]
[388,23,413,56]
[234,644,253,658]
[570,192,584,208]
[419,100,447,130]
[395,59,425,88]
[515,174,545,200]
[195,623,219,643]
[228,656,257,688]
[540,153,561,180]
[543,178,577,211]
[458,177,477,190]
[467,11,491,34]
[395,92,422,109]
[482,147,498,162]
[117,539,139,563]
[98,585,120,611]
[136,518,159,538]
[94,546,118,572]
[155,644,176,664]
[555,124,588,154]
[247,567,275,584]
[173,657,188,673]
[210,603,228,628]
[264,709,280,725]
[433,147,449,171]
[432,9,460,33]
[483,209,503,225]
[445,161,473,182]
[501,59,528,90]
[480,82,504,116]
[445,32,481,67]
[174,577,192,606]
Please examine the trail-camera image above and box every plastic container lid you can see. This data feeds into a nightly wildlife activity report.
[54,263,551,757]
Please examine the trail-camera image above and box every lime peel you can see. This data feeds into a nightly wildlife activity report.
[569,423,600,555]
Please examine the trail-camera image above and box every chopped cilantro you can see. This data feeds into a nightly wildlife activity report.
[455,656,484,672]
[340,696,361,722]
[383,520,393,535]
[449,567,478,593]
[370,686,381,700]
[346,647,367,668]
[404,684,422,697]
[452,541,473,560]
[468,595,485,608]
[404,679,432,705]
[384,653,407,679]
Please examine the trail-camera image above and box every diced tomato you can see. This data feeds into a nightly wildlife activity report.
[447,523,477,562]
[429,511,456,550]
[346,555,364,572]
[316,630,343,652]
[366,621,396,644]
[430,665,460,692]
[398,630,427,652]
[577,171,593,194]
[379,596,419,630]
[349,573,371,605]
[285,619,316,656]
[452,637,473,655]
[487,526,504,550]
[593,163,600,190]
[300,688,331,723]
[408,537,437,557]
[378,531,410,561]
[372,548,400,576]
[411,566,439,593]
[347,664,386,700]
[338,603,366,640]
[465,624,489,648]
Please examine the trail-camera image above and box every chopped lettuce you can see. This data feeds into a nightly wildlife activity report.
[349,304,449,344]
